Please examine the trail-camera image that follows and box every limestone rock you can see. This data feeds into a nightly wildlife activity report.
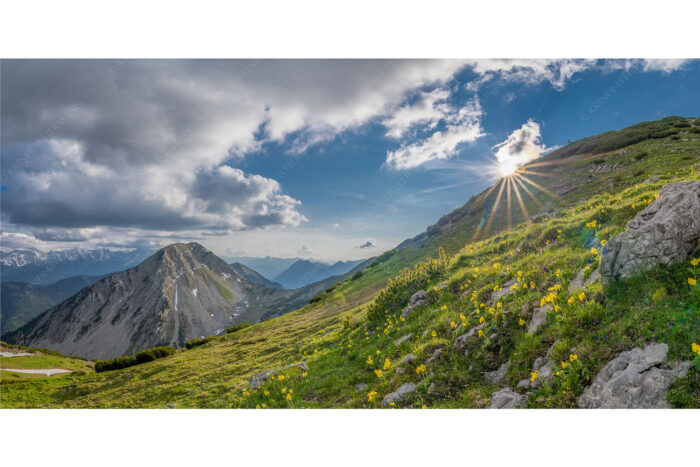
[395,333,413,346]
[489,279,517,304]
[356,383,368,391]
[249,362,307,389]
[426,348,442,364]
[488,388,528,409]
[382,383,417,406]
[577,343,690,408]
[400,354,416,365]
[599,181,700,286]
[401,290,428,318]
[568,267,601,292]
[484,362,510,384]
[452,322,486,350]
[528,305,552,334]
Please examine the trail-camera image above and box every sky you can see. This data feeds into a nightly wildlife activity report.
[1,59,699,261]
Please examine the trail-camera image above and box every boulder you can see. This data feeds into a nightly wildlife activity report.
[395,333,413,346]
[488,388,528,409]
[426,348,442,364]
[452,322,486,350]
[484,362,510,384]
[400,290,428,318]
[356,383,368,391]
[528,304,552,334]
[577,343,690,408]
[489,279,518,304]
[599,181,700,286]
[568,267,601,292]
[382,383,417,406]
[400,354,416,365]
[249,362,308,389]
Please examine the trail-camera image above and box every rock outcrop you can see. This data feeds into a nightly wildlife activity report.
[568,267,601,292]
[382,383,417,406]
[528,304,552,334]
[484,362,510,384]
[488,388,528,408]
[400,290,428,319]
[249,362,308,389]
[599,181,700,286]
[577,343,690,408]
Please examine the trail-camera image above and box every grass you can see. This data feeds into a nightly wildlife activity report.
[1,117,699,408]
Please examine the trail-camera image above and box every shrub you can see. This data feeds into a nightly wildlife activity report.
[185,336,215,349]
[349,270,364,281]
[309,291,327,304]
[226,322,251,334]
[368,249,397,268]
[366,247,449,322]
[95,345,175,372]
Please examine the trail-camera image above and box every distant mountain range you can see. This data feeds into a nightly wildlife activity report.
[226,256,300,280]
[1,274,108,335]
[0,247,152,284]
[4,243,371,359]
[230,262,283,288]
[272,259,365,289]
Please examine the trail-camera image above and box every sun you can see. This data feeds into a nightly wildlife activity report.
[499,161,519,177]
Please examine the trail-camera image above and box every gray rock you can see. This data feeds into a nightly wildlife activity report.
[529,357,556,389]
[489,279,517,304]
[528,304,552,334]
[427,382,436,394]
[249,370,275,389]
[395,333,413,346]
[642,174,659,185]
[568,267,601,292]
[488,388,528,409]
[577,343,690,408]
[382,383,417,406]
[167,403,176,409]
[452,322,486,350]
[516,379,530,389]
[400,290,428,319]
[484,362,510,384]
[400,354,416,365]
[249,361,308,389]
[532,211,558,223]
[395,367,405,376]
[426,348,442,364]
[600,181,700,286]
[356,383,368,391]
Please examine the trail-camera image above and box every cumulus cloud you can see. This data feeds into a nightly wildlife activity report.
[356,240,376,249]
[382,88,451,139]
[492,120,547,172]
[642,59,689,73]
[1,59,469,244]
[384,97,484,170]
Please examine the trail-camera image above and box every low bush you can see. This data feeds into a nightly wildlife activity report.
[226,322,251,334]
[185,336,215,349]
[95,345,175,372]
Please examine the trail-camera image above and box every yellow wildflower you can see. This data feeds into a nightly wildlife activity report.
[416,364,427,376]
[264,390,270,396]
[281,387,287,394]
[431,331,437,338]
[519,318,525,326]
[367,391,378,402]
[450,321,458,329]
[578,292,586,302]
[374,369,383,378]
[692,343,700,355]
[530,371,540,382]
[691,258,700,266]
[569,354,578,363]
[478,329,485,338]
[301,372,307,378]
[286,393,292,401]
[561,361,569,369]
[383,358,391,370]
[689,278,697,286]
[479,316,485,324]
[278,375,285,381]
[591,248,598,255]
[366,356,373,365]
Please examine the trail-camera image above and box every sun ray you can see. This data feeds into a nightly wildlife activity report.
[506,176,513,230]
[471,178,505,241]
[510,175,530,222]
[483,176,507,237]
[518,174,561,201]
[512,174,542,208]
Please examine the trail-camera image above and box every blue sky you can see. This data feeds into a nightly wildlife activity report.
[1,59,698,260]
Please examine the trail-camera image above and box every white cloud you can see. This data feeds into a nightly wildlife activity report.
[492,120,547,173]
[465,59,597,91]
[642,59,689,73]
[382,88,451,139]
[384,98,484,170]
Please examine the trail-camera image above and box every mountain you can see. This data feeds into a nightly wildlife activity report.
[1,274,108,335]
[4,117,698,409]
[0,247,152,284]
[5,243,371,359]
[230,262,283,287]
[227,256,300,280]
[273,259,365,289]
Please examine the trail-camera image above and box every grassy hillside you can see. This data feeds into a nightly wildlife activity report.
[2,116,699,408]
